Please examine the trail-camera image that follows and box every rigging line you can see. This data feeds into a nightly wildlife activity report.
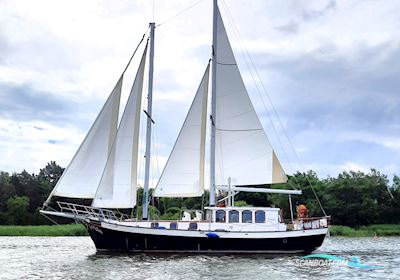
[309,182,327,216]
[152,0,155,22]
[150,121,158,193]
[41,213,60,225]
[220,0,299,191]
[121,27,150,76]
[222,1,295,189]
[156,0,206,27]
[151,71,161,180]
[221,1,327,214]
[251,72,328,214]
[221,7,321,206]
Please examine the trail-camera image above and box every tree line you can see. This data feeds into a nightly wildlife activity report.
[0,161,399,226]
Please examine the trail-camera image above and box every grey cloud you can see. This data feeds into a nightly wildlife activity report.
[249,41,400,175]
[0,82,100,128]
[302,0,336,21]
[32,126,46,130]
[260,42,400,109]
[275,22,299,35]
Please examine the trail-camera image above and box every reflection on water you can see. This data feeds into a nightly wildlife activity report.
[0,236,398,279]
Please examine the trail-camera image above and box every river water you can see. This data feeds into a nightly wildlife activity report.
[0,236,398,279]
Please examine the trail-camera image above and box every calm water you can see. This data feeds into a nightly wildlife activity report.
[0,236,398,279]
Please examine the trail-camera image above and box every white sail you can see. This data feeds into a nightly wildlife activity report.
[154,64,210,197]
[92,46,147,208]
[49,76,123,199]
[214,8,287,186]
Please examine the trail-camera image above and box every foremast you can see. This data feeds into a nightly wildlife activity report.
[209,0,218,207]
[142,22,155,220]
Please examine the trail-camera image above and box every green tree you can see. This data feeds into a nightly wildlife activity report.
[4,196,30,225]
[0,172,16,223]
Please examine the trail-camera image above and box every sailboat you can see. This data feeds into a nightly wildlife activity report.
[41,0,330,253]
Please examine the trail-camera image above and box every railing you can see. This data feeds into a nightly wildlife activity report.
[285,216,331,231]
[57,202,129,221]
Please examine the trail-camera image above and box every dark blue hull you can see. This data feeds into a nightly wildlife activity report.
[85,221,326,254]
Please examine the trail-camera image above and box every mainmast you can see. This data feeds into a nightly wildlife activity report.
[209,0,218,206]
[142,22,155,220]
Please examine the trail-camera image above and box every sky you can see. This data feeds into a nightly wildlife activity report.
[0,0,399,182]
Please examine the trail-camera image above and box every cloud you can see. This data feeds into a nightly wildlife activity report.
[302,0,336,21]
[0,82,70,122]
[0,81,108,131]
[275,22,299,35]
[0,119,84,172]
[237,3,400,177]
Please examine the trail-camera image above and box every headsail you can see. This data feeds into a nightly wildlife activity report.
[214,7,287,186]
[47,76,123,200]
[92,45,148,208]
[154,64,210,197]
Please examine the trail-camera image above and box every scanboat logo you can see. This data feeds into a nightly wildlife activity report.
[296,254,384,270]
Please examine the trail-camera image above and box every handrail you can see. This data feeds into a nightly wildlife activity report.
[56,202,129,221]
[285,216,331,230]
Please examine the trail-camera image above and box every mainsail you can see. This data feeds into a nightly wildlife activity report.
[214,7,287,187]
[154,7,287,197]
[154,64,210,197]
[47,76,123,200]
[92,45,148,208]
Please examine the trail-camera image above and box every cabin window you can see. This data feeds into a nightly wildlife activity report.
[170,222,177,230]
[255,210,265,223]
[242,210,252,223]
[151,222,159,228]
[229,210,239,223]
[216,210,226,223]
[189,222,198,230]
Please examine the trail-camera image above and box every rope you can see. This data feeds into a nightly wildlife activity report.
[220,0,327,215]
[121,27,150,76]
[156,0,206,27]
[220,1,298,191]
[152,0,155,22]
[310,182,327,216]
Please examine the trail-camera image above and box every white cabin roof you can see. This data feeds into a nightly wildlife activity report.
[204,206,280,211]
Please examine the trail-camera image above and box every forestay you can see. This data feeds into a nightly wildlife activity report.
[214,7,287,186]
[154,64,210,197]
[48,76,123,199]
[92,46,147,208]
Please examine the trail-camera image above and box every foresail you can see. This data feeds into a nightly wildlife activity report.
[214,8,287,186]
[49,76,123,199]
[92,45,148,208]
[154,64,210,197]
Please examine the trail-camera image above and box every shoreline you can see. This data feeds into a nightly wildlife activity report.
[0,224,399,237]
[329,224,400,237]
[0,224,88,236]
